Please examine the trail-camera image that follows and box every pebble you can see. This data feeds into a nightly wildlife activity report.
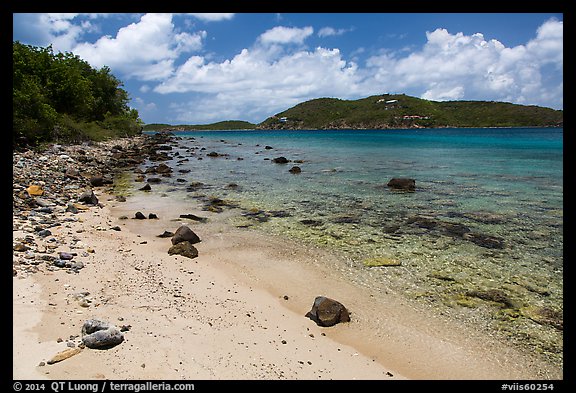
[46,347,82,364]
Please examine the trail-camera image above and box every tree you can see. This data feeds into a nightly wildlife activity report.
[13,41,141,148]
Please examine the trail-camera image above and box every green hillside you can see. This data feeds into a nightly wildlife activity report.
[143,120,256,131]
[257,94,563,130]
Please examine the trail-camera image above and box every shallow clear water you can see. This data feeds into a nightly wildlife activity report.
[139,127,563,364]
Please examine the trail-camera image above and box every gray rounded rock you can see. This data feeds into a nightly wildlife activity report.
[81,319,124,349]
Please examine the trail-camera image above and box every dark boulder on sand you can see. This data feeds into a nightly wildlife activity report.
[179,213,208,222]
[171,225,201,245]
[78,190,99,205]
[157,230,174,238]
[305,296,350,327]
[168,241,199,259]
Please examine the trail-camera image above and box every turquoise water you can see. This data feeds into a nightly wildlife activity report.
[140,128,563,363]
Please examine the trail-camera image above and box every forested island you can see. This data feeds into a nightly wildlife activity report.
[257,94,563,130]
[144,94,562,132]
[143,120,256,132]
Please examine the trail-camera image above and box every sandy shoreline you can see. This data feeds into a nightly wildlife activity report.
[12,135,563,381]
[13,185,563,381]
[13,190,405,380]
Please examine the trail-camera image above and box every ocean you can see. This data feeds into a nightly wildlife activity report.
[137,127,563,364]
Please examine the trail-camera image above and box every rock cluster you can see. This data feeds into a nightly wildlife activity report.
[165,225,201,259]
[13,134,173,276]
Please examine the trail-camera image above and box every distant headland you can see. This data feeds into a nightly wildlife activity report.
[143,94,563,132]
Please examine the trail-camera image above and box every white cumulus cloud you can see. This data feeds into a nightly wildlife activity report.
[318,26,352,37]
[155,46,360,96]
[363,18,563,108]
[155,45,363,123]
[187,13,235,22]
[258,26,314,45]
[71,13,206,81]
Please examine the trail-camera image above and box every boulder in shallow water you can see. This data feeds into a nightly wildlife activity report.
[463,232,505,249]
[387,178,416,191]
[155,163,173,173]
[272,156,290,164]
[520,306,563,330]
[465,289,515,308]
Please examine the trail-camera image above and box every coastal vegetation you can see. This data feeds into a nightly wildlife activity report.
[13,42,143,149]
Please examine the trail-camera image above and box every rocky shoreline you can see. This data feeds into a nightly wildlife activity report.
[13,134,168,276]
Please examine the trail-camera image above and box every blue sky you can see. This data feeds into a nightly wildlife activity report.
[12,13,563,125]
